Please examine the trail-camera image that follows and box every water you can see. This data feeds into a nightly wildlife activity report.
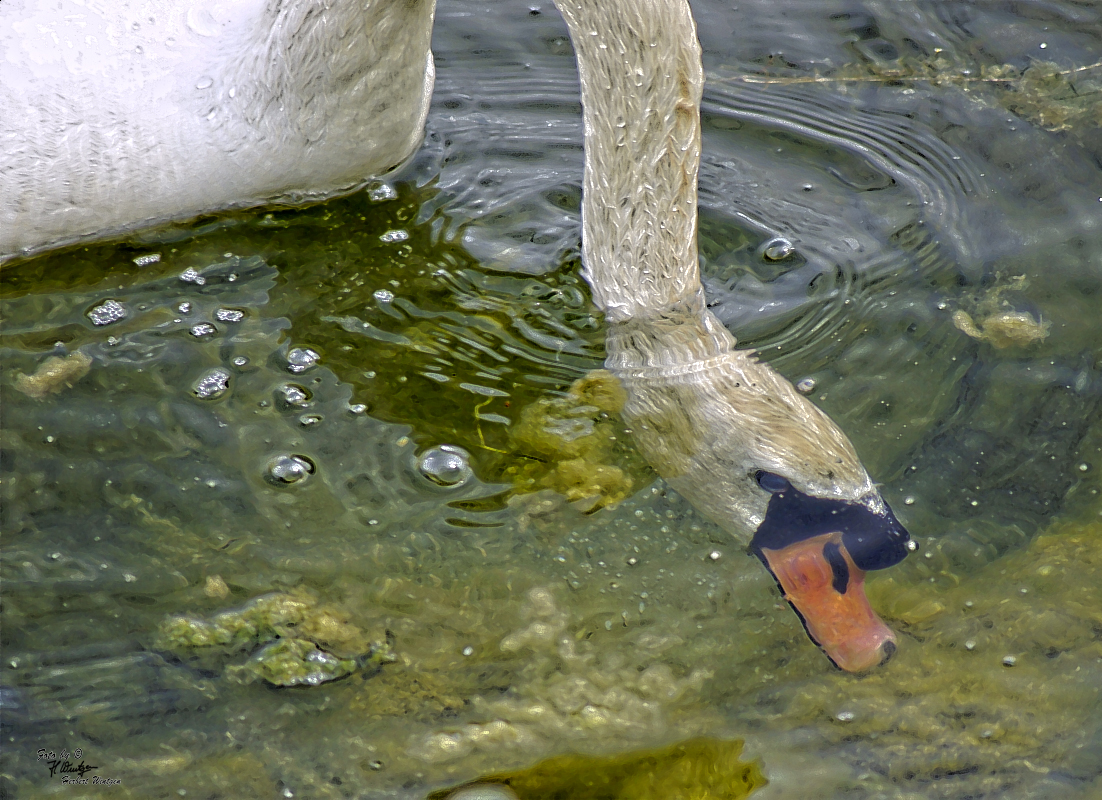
[2,0,1101,798]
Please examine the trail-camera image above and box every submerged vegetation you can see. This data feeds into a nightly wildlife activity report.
[431,738,767,800]
[157,590,395,687]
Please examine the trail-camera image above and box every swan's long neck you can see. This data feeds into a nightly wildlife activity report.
[554,0,731,363]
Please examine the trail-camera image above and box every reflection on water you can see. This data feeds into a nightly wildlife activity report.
[2,0,1101,798]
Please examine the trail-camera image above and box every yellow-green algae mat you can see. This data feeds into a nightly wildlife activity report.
[429,739,766,800]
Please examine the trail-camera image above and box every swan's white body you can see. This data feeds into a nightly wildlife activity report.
[0,0,435,261]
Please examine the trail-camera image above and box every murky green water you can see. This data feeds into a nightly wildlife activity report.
[2,1,1101,798]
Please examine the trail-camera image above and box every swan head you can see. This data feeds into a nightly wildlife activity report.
[610,320,912,671]
[748,470,910,672]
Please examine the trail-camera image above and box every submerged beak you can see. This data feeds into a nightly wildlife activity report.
[759,531,896,672]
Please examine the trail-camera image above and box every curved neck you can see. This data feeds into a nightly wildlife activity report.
[553,0,705,325]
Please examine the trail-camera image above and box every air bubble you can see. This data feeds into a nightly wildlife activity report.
[190,322,216,338]
[795,377,816,394]
[179,268,206,285]
[286,347,320,374]
[232,356,249,367]
[215,308,245,323]
[299,414,322,427]
[276,384,311,410]
[87,300,128,326]
[760,237,795,261]
[265,454,316,485]
[369,184,397,202]
[193,368,231,399]
[380,230,409,243]
[374,289,395,303]
[133,253,161,266]
[417,445,472,488]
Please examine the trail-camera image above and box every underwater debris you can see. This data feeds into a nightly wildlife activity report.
[13,351,93,398]
[995,60,1102,133]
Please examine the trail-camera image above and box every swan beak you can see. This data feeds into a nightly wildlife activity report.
[759,531,897,672]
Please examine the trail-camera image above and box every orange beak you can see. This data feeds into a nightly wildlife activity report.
[759,531,897,672]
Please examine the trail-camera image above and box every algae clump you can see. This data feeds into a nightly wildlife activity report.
[430,738,766,800]
[156,589,395,687]
[952,309,1050,349]
[951,274,1049,349]
[13,351,93,398]
[227,638,364,687]
[507,370,643,509]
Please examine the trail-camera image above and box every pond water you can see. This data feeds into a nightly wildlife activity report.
[2,0,1101,798]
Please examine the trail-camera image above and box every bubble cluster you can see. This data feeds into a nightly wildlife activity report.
[276,384,312,410]
[215,308,246,323]
[179,267,206,285]
[286,347,320,374]
[192,368,231,399]
[87,299,128,326]
[369,184,397,202]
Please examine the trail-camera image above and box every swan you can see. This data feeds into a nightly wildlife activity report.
[550,0,912,671]
[2,0,912,670]
[0,0,435,261]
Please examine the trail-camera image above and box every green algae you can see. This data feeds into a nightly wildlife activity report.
[949,274,1050,350]
[506,370,646,508]
[226,638,364,687]
[951,309,1050,349]
[0,183,607,491]
[156,589,395,686]
[430,738,767,800]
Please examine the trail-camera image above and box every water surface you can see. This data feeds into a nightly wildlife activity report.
[2,1,1101,798]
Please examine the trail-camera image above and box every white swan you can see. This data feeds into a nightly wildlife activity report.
[0,0,435,261]
[2,0,912,670]
[551,0,912,671]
